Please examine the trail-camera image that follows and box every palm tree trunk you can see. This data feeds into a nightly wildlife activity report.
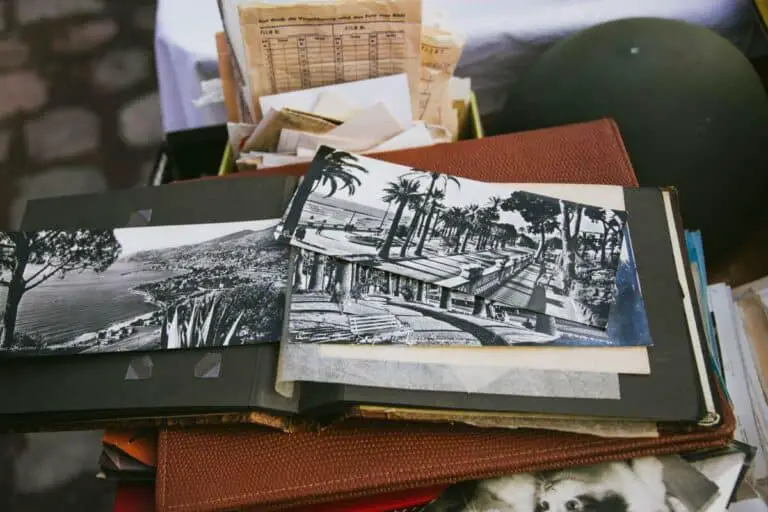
[453,228,464,253]
[393,275,401,297]
[401,206,423,257]
[461,229,473,253]
[378,200,408,258]
[416,281,425,302]
[282,148,333,236]
[416,207,429,237]
[415,202,438,257]
[474,232,484,251]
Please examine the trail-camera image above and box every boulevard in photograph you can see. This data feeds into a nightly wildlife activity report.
[0,220,286,355]
[286,226,651,347]
[281,148,629,329]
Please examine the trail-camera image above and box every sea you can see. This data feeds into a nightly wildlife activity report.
[305,197,414,230]
[0,261,178,347]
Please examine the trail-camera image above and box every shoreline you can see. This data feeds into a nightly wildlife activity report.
[129,287,167,309]
[47,286,168,352]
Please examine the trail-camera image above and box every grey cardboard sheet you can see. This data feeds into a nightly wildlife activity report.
[280,345,620,398]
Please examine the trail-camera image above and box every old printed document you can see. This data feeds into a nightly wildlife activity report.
[238,0,422,118]
[418,25,465,135]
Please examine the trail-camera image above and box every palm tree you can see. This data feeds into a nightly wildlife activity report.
[439,206,465,242]
[414,189,445,256]
[400,193,426,257]
[378,178,421,259]
[460,204,481,253]
[474,204,501,251]
[401,170,461,206]
[282,149,368,237]
[400,171,460,251]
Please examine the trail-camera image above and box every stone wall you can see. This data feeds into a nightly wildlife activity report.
[0,0,161,229]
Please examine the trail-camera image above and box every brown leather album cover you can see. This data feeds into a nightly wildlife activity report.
[209,117,639,187]
[155,386,733,512]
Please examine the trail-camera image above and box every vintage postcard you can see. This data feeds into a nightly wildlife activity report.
[286,222,650,347]
[280,147,629,330]
[0,220,286,355]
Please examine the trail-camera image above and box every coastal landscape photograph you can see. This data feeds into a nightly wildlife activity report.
[0,220,286,355]
[281,148,629,329]
[287,227,651,347]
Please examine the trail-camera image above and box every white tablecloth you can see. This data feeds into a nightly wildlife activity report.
[155,0,768,133]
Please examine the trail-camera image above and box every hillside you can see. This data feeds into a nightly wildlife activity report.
[127,226,280,267]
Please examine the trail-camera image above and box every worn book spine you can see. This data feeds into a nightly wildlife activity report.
[662,188,720,427]
[215,31,240,123]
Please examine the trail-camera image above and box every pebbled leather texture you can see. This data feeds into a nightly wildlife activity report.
[156,387,733,512]
[212,118,639,186]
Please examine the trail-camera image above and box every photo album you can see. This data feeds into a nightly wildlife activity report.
[0,143,721,432]
[272,146,718,426]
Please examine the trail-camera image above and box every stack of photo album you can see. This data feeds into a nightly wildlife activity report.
[0,140,727,440]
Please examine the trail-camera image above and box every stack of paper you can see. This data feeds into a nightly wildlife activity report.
[227,73,471,171]
[208,0,473,171]
[708,276,768,495]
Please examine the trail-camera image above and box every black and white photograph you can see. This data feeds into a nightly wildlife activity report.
[0,220,287,355]
[280,147,629,330]
[421,455,721,512]
[286,223,651,347]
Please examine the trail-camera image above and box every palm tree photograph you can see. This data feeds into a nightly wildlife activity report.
[287,227,651,347]
[280,148,632,332]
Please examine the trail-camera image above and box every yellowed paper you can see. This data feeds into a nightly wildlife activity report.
[277,128,377,154]
[368,121,434,152]
[243,108,338,153]
[236,151,312,171]
[417,25,465,124]
[239,0,422,119]
[355,406,660,439]
[312,90,363,121]
[450,76,472,134]
[442,89,459,141]
[326,102,404,143]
